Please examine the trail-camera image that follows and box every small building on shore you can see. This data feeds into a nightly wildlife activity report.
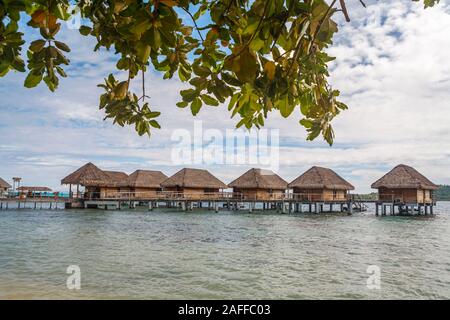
[371,164,438,204]
[119,170,168,199]
[288,166,354,202]
[0,177,11,197]
[228,168,288,200]
[17,186,52,197]
[161,168,227,199]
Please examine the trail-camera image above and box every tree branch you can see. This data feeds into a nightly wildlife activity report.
[339,0,351,22]
[181,6,204,42]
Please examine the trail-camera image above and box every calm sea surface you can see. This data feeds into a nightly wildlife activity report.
[1,202,450,299]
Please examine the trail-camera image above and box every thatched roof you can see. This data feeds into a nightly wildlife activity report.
[0,177,11,189]
[61,162,111,185]
[288,166,355,190]
[18,186,52,192]
[228,168,288,190]
[83,170,129,187]
[60,163,129,187]
[104,171,128,182]
[161,168,227,189]
[371,164,438,190]
[119,170,167,188]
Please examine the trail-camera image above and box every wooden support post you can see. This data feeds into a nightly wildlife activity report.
[214,202,219,213]
[391,203,394,216]
[430,205,434,215]
[149,201,153,211]
[340,203,344,212]
[375,204,379,216]
[248,202,253,213]
[348,202,353,215]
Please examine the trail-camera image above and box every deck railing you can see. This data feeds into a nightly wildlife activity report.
[377,193,435,204]
[77,191,353,202]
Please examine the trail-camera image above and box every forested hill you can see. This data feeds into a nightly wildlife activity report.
[435,185,450,201]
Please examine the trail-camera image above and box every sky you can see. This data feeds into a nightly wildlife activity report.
[0,0,449,193]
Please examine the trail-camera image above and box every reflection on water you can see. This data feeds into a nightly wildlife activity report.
[0,202,449,299]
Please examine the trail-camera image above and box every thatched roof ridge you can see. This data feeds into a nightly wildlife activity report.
[119,170,168,188]
[82,170,128,187]
[61,162,111,185]
[0,177,11,189]
[288,166,355,190]
[161,168,227,189]
[18,186,52,192]
[371,164,438,190]
[228,168,288,190]
[104,171,128,182]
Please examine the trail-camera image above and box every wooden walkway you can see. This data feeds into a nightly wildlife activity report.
[0,192,436,215]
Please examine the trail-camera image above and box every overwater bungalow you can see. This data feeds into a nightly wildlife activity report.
[0,177,11,197]
[160,168,227,200]
[228,168,288,200]
[119,170,168,199]
[79,170,127,199]
[61,162,128,199]
[288,166,354,202]
[371,164,438,204]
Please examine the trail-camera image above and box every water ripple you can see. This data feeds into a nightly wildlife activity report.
[0,202,450,299]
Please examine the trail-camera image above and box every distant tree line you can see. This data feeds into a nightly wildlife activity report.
[435,185,450,201]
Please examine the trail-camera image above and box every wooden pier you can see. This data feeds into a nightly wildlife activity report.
[0,192,436,216]
[62,191,367,214]
[374,201,435,216]
[0,197,70,210]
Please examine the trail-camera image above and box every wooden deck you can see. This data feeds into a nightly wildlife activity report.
[0,191,436,215]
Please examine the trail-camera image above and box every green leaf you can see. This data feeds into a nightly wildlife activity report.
[277,96,294,118]
[149,120,161,129]
[79,26,92,36]
[24,72,43,88]
[299,119,313,129]
[54,41,70,52]
[143,27,162,49]
[180,89,197,102]
[176,101,188,108]
[200,94,219,106]
[190,97,202,116]
[29,40,46,53]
